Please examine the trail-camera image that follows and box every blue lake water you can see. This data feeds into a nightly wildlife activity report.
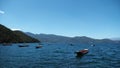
[0,43,120,68]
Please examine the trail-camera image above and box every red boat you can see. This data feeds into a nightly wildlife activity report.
[75,49,89,57]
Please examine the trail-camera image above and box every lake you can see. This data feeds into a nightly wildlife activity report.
[0,43,120,68]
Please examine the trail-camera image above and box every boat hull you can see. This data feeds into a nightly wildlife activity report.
[18,45,29,47]
[36,45,42,48]
[75,49,88,57]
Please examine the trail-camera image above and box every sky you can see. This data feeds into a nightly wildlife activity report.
[0,0,120,39]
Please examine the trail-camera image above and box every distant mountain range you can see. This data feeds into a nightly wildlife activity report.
[25,32,120,45]
[110,38,120,41]
[0,24,40,43]
[1,24,119,44]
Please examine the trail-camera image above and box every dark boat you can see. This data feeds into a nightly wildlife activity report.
[91,44,95,46]
[36,45,42,48]
[75,49,89,57]
[70,44,74,46]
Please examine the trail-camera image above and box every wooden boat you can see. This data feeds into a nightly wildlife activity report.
[75,49,89,57]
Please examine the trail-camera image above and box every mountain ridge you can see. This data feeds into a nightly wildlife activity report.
[25,32,120,44]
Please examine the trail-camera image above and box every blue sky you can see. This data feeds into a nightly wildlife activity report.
[0,0,120,39]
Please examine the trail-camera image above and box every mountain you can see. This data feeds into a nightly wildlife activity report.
[110,38,120,41]
[25,32,71,43]
[13,31,40,43]
[26,32,120,45]
[0,24,40,43]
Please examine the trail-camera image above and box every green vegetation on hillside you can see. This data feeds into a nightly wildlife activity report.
[0,24,40,43]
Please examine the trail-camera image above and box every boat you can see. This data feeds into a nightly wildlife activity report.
[18,43,29,47]
[36,45,42,48]
[70,44,74,46]
[91,44,95,46]
[75,49,89,57]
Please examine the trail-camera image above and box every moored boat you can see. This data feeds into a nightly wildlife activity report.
[18,43,29,47]
[70,44,74,46]
[75,49,89,57]
[36,45,42,48]
[91,44,95,46]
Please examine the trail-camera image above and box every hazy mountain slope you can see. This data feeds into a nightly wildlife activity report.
[26,32,120,44]
[26,33,71,43]
[110,38,120,41]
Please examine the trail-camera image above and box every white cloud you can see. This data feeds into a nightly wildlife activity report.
[11,29,21,31]
[0,10,5,14]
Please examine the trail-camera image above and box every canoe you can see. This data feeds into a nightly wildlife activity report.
[75,49,88,57]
